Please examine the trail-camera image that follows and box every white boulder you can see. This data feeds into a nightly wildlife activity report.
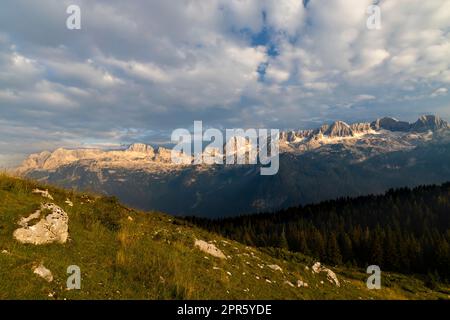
[14,203,69,245]
[311,262,340,287]
[194,240,227,259]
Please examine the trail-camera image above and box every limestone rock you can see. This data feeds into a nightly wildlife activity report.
[268,264,283,272]
[312,262,340,287]
[312,262,322,273]
[14,203,69,245]
[32,189,54,200]
[33,263,53,282]
[297,280,308,288]
[194,239,226,259]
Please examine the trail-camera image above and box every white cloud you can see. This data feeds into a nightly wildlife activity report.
[265,0,305,34]
[431,87,448,97]
[355,94,376,102]
[265,66,290,83]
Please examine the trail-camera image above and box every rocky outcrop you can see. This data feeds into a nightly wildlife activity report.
[32,188,54,200]
[312,262,340,287]
[13,203,69,245]
[194,239,227,259]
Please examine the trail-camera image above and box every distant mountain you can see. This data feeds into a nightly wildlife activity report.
[14,115,450,217]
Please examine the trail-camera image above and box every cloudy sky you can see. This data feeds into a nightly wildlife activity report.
[0,0,449,167]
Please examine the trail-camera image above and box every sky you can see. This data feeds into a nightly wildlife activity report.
[0,0,449,167]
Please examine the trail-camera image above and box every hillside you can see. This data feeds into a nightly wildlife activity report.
[0,174,449,300]
[187,183,450,281]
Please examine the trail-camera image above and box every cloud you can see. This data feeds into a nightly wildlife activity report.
[0,0,449,166]
[354,94,376,102]
[431,87,448,97]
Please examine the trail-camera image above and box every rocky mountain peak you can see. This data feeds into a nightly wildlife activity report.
[324,121,353,137]
[411,115,450,132]
[371,117,410,132]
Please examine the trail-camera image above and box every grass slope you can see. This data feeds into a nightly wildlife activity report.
[0,174,448,300]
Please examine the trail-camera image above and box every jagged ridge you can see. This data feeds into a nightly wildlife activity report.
[15,115,450,175]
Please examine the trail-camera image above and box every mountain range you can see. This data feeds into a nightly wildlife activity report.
[13,115,450,217]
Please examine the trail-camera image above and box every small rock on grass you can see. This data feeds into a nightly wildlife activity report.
[33,263,53,282]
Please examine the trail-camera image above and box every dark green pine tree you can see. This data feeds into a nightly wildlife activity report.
[242,229,255,246]
[297,231,310,256]
[326,232,342,265]
[278,227,289,250]
[311,230,326,260]
[338,233,353,263]
[369,228,384,267]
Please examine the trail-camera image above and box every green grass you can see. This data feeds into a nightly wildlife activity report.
[0,174,449,300]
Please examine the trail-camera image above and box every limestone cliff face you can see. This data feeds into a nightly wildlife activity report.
[15,115,450,176]
[371,117,411,131]
[126,143,155,156]
[324,121,354,137]
[350,122,373,135]
[370,115,450,133]
[15,143,193,175]
[411,115,450,132]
